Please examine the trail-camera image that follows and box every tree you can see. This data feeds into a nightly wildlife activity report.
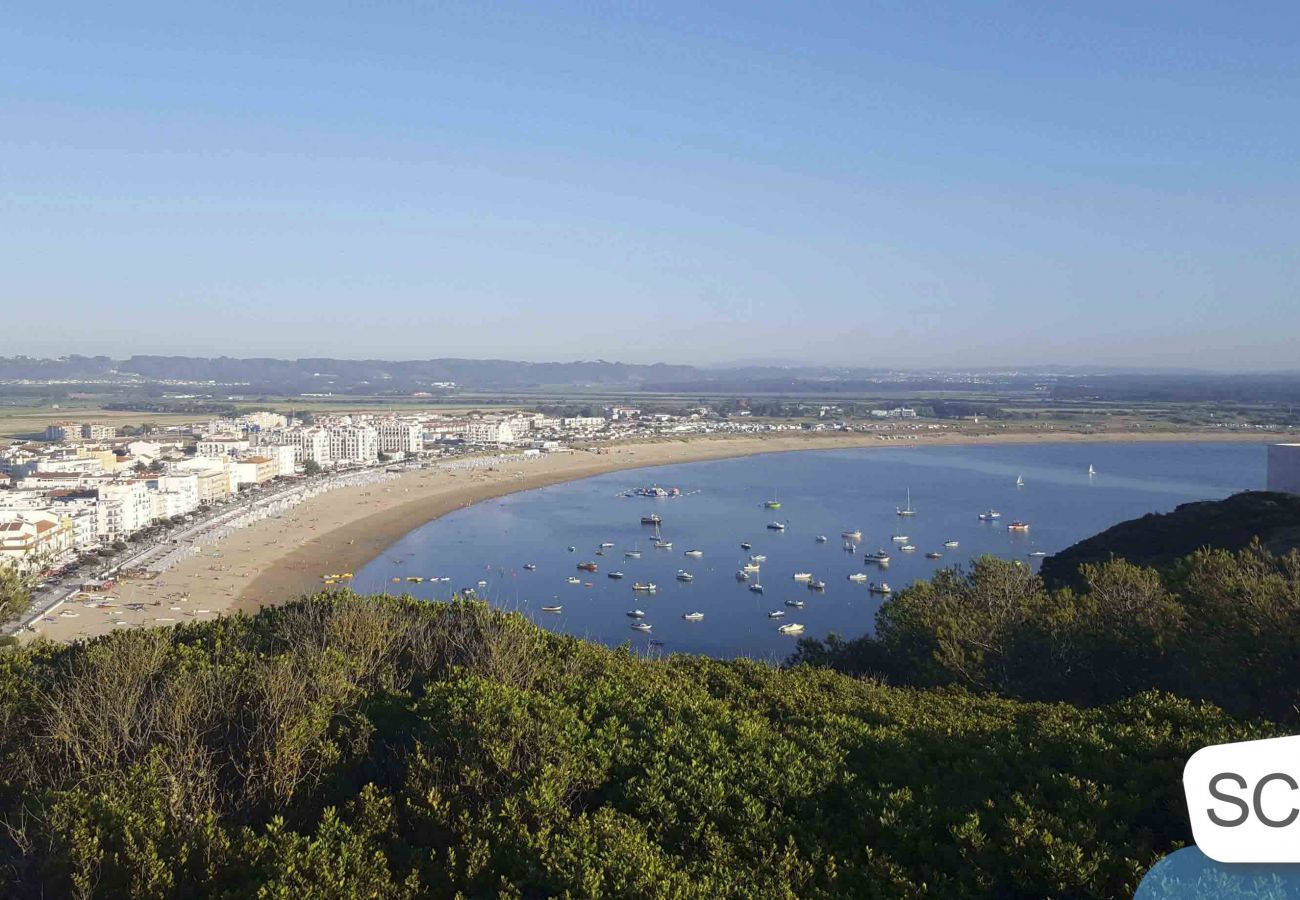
[302,460,322,477]
[0,565,33,625]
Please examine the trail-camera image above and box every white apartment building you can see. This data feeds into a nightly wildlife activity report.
[562,417,607,431]
[0,511,74,573]
[35,454,104,475]
[259,427,331,467]
[240,411,289,431]
[265,444,297,477]
[327,424,379,465]
[465,421,515,446]
[196,438,251,458]
[376,420,422,456]
[81,423,117,440]
[44,423,77,442]
[233,456,278,486]
[167,458,233,504]
[96,480,154,541]
[146,474,201,519]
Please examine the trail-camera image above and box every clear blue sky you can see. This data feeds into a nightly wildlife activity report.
[3,2,1297,368]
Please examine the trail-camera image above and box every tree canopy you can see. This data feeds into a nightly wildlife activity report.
[0,594,1272,898]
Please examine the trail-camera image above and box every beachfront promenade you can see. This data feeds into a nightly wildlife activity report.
[7,452,543,635]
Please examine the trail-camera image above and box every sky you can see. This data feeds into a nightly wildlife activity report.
[2,2,1298,369]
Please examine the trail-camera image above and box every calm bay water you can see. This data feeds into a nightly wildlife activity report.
[353,442,1264,660]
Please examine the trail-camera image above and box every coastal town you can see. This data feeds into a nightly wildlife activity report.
[0,404,945,601]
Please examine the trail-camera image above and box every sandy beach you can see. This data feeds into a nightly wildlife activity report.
[26,429,1282,643]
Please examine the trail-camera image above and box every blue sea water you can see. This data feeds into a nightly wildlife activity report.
[352,442,1265,661]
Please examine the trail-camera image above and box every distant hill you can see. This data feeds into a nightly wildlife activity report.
[1039,490,1300,589]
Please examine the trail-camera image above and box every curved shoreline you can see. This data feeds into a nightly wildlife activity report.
[28,430,1281,642]
[235,429,1275,612]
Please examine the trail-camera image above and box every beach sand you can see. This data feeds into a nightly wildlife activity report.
[25,429,1280,643]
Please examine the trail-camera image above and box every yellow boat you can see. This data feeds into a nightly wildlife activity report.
[406,576,424,583]
[391,577,402,583]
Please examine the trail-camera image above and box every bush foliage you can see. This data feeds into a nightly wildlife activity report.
[0,594,1274,898]
[793,543,1300,723]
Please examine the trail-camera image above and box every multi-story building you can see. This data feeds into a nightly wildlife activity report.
[258,427,331,467]
[0,511,74,572]
[196,438,251,459]
[233,456,278,486]
[169,458,234,504]
[562,416,607,431]
[146,474,201,519]
[44,423,78,442]
[240,411,289,431]
[376,420,422,457]
[42,422,117,441]
[81,423,117,440]
[327,424,379,465]
[465,421,515,446]
[264,444,297,477]
[96,480,154,541]
[35,454,104,475]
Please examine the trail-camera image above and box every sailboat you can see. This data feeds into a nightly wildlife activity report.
[1088,464,1097,477]
[1016,474,1025,487]
[896,488,916,517]
[763,490,781,510]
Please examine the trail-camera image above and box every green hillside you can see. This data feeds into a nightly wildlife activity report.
[1039,490,1300,590]
[0,596,1270,898]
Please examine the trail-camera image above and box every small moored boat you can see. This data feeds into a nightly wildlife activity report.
[683,611,705,621]
[541,605,562,613]
[777,623,805,635]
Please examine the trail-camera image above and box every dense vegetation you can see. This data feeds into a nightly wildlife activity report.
[795,543,1300,724]
[0,594,1274,898]
[1040,490,1300,589]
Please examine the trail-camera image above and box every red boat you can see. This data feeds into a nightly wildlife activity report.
[577,561,599,572]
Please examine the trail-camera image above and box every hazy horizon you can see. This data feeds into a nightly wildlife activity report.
[4,3,1297,368]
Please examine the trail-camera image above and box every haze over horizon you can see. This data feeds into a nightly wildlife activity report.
[4,2,1297,368]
